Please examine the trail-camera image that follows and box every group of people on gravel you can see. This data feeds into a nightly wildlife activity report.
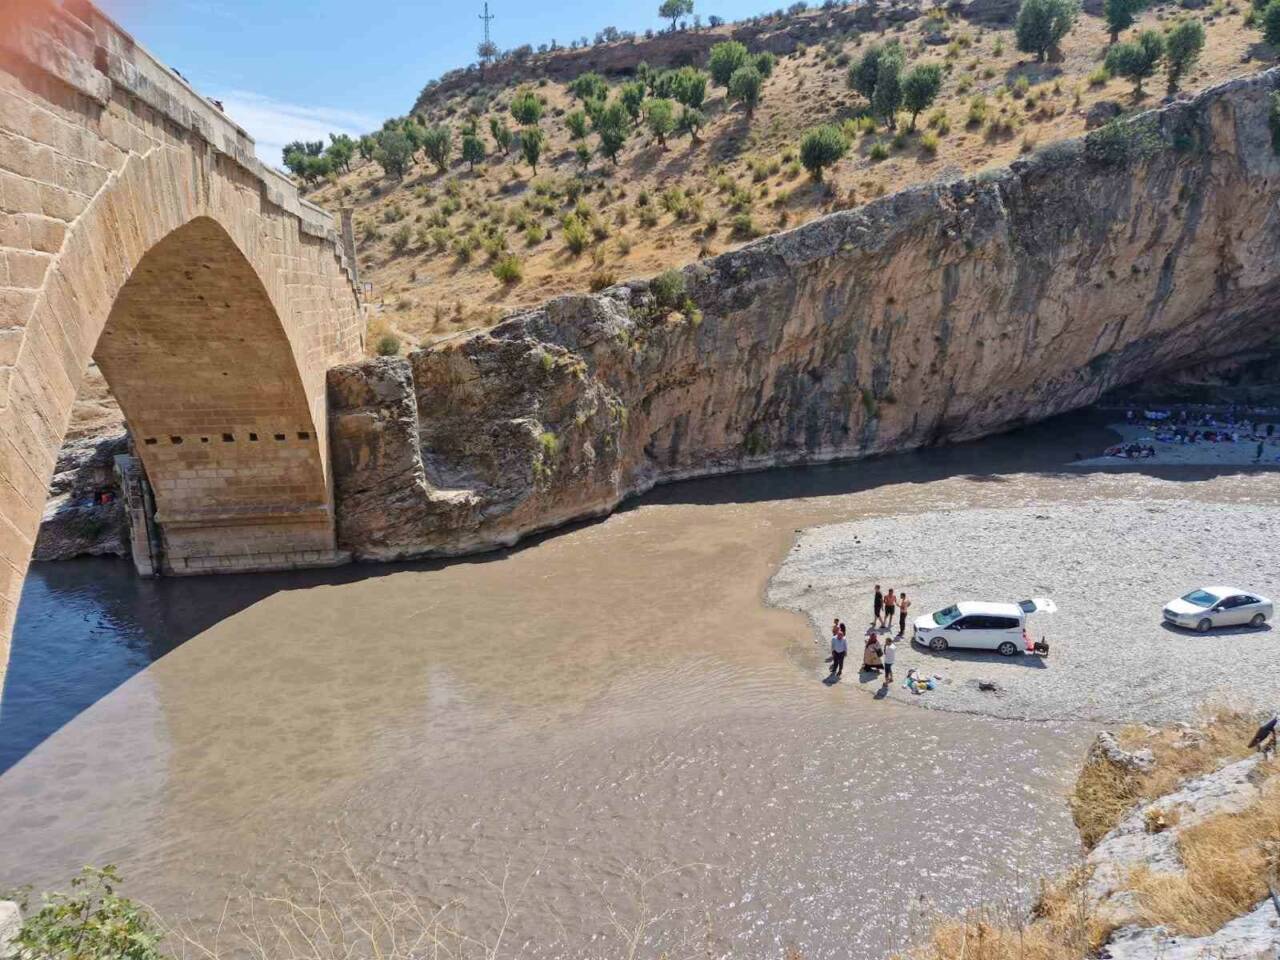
[822,584,910,687]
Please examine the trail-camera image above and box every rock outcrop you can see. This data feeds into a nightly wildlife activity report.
[1084,749,1279,959]
[32,433,129,562]
[331,70,1280,562]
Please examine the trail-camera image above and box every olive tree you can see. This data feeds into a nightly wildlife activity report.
[1015,0,1079,62]
[659,0,694,31]
[729,64,764,117]
[421,124,451,173]
[519,126,545,172]
[1103,0,1143,43]
[645,98,677,146]
[509,89,544,126]
[799,124,849,180]
[461,133,485,170]
[901,63,943,130]
[489,116,513,154]
[1104,28,1163,95]
[708,40,749,86]
[870,47,904,127]
[1163,19,1204,91]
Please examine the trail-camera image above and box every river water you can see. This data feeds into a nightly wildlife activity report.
[0,413,1269,959]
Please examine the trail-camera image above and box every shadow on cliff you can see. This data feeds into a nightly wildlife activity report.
[629,408,1267,509]
[0,408,1266,774]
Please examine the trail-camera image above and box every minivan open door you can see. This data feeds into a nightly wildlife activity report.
[1017,598,1058,614]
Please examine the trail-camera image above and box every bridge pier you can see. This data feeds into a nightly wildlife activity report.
[0,0,366,690]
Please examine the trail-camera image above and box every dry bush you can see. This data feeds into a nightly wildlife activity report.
[1071,706,1260,848]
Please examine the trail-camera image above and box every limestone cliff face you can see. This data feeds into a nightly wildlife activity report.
[330,70,1280,561]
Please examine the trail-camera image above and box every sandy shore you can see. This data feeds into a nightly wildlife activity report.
[1074,422,1280,467]
[767,500,1280,723]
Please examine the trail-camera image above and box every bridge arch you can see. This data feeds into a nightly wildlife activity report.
[0,0,365,684]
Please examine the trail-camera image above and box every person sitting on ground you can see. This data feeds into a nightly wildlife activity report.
[863,628,882,673]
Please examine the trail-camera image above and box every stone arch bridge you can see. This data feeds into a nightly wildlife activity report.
[0,0,366,684]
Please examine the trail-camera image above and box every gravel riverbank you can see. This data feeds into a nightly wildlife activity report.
[767,500,1280,723]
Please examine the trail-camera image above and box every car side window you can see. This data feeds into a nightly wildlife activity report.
[951,616,973,629]
[993,616,1020,630]
[1241,596,1259,605]
[1221,596,1244,609]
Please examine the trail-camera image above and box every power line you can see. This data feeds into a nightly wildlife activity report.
[479,2,495,48]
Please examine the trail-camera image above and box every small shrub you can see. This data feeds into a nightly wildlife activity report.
[966,94,989,126]
[1012,75,1030,98]
[563,216,590,254]
[927,108,951,133]
[1088,66,1111,87]
[492,254,523,284]
[376,334,401,356]
[731,212,760,238]
[650,269,687,310]
[589,268,618,291]
[920,130,940,154]
[4,867,166,960]
[868,140,890,160]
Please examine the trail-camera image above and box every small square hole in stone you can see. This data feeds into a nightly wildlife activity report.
[170,436,183,444]
[274,433,286,441]
[249,433,259,441]
[222,433,234,442]
[144,438,157,446]
[297,431,311,440]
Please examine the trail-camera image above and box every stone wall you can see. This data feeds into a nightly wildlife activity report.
[332,69,1280,562]
[0,0,365,687]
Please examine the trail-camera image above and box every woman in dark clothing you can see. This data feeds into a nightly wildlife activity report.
[873,585,883,627]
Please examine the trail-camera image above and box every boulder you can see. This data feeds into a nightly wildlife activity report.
[1088,730,1157,773]
[1103,900,1280,959]
[1086,99,1124,129]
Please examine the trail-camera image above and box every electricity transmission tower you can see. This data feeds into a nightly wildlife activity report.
[477,3,497,77]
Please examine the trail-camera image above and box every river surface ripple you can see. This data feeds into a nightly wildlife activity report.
[2,413,1272,958]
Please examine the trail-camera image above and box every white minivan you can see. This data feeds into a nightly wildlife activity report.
[912,599,1057,656]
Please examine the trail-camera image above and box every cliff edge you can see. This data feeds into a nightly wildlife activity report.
[330,69,1280,561]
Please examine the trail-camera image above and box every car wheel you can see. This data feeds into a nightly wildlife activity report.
[1251,613,1266,628]
[929,636,948,652]
[1196,618,1212,633]
[997,641,1018,657]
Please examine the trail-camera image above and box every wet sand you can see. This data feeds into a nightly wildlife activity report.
[0,413,1272,958]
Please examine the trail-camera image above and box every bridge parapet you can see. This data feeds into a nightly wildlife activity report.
[1,0,358,286]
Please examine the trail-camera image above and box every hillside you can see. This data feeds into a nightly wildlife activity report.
[300,0,1276,356]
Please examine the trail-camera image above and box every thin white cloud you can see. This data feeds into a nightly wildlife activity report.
[211,90,379,170]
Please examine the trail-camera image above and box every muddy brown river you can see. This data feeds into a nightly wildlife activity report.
[1,413,1272,959]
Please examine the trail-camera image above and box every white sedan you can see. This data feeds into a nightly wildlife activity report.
[1163,586,1274,632]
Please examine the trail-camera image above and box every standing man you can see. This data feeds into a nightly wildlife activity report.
[829,624,848,679]
[882,587,897,632]
[882,635,897,685]
[898,592,911,637]
[873,584,884,629]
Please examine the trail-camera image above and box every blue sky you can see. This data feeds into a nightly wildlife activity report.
[101,0,769,166]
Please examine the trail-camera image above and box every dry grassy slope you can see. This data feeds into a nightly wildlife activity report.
[304,0,1274,355]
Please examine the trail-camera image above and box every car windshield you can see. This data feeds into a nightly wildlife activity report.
[1181,590,1220,608]
[932,605,963,626]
